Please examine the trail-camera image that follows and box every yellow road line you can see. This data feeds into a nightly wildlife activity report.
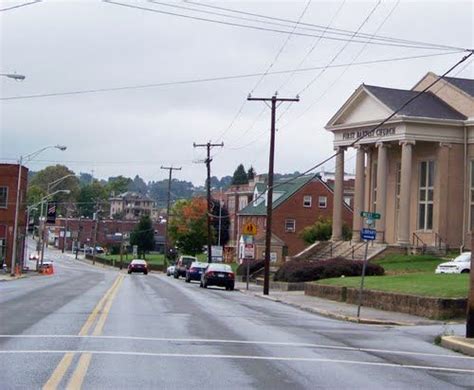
[42,274,124,390]
[93,275,124,336]
[66,353,92,390]
[79,276,121,336]
[66,274,125,388]
[42,353,75,390]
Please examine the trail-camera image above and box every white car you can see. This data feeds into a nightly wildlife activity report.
[435,252,471,274]
[166,264,176,276]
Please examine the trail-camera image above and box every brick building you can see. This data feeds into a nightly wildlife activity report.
[109,192,159,221]
[237,175,353,262]
[52,218,166,253]
[0,164,29,269]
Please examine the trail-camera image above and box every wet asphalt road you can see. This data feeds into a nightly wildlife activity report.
[0,243,473,389]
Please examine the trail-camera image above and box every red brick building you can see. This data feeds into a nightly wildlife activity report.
[237,175,353,262]
[0,164,29,269]
[52,218,166,252]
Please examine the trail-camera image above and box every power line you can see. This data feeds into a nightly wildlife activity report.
[184,0,467,52]
[102,1,466,51]
[1,51,462,101]
[0,0,41,12]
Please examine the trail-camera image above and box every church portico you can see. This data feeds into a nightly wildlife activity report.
[325,75,474,250]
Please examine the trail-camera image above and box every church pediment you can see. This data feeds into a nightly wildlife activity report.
[326,85,394,128]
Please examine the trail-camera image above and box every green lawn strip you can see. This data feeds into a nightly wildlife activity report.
[315,273,469,298]
[374,254,445,274]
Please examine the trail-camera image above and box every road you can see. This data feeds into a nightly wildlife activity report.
[0,242,473,389]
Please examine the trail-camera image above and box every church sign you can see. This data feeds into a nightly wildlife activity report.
[342,126,396,141]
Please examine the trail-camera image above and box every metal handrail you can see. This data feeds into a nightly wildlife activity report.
[412,232,427,254]
[434,232,448,254]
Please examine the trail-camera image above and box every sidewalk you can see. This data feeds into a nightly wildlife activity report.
[441,336,474,357]
[236,281,442,326]
[0,270,39,282]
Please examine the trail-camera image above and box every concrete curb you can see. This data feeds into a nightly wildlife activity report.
[238,289,415,326]
[0,272,41,282]
[441,336,474,357]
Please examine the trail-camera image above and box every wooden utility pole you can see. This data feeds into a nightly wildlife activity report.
[193,141,224,263]
[92,202,99,265]
[160,166,182,260]
[247,94,299,295]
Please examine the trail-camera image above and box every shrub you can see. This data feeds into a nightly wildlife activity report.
[109,244,121,255]
[274,258,384,283]
[236,259,265,276]
[300,217,352,244]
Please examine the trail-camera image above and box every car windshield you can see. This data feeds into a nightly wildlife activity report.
[191,262,208,269]
[181,257,196,265]
[454,253,471,262]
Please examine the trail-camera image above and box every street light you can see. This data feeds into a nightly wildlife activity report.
[0,73,26,81]
[11,145,67,276]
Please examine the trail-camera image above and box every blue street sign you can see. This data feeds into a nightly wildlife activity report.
[361,228,376,241]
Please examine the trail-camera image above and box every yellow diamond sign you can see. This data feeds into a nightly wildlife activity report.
[243,222,257,236]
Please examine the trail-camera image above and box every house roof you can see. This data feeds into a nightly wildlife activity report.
[238,175,314,216]
[364,84,467,121]
[110,191,154,202]
[443,76,474,97]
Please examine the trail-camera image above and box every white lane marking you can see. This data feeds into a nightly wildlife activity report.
[0,350,473,374]
[0,335,472,361]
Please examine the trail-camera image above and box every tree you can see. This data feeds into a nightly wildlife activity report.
[168,198,209,255]
[128,175,148,195]
[77,181,109,218]
[247,166,255,181]
[108,175,132,195]
[79,172,94,186]
[232,164,248,185]
[130,215,155,258]
[300,217,352,244]
[211,199,230,246]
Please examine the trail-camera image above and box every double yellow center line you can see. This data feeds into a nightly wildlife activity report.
[43,274,125,390]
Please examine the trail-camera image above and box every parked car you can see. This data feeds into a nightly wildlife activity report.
[166,264,176,277]
[128,259,148,275]
[435,252,471,274]
[185,262,208,283]
[174,255,198,279]
[85,246,105,255]
[200,263,235,290]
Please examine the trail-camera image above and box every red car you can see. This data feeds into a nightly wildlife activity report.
[128,259,148,275]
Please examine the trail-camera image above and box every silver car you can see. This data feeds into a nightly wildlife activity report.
[435,252,471,274]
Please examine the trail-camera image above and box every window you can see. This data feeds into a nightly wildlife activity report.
[303,195,312,207]
[285,219,296,232]
[318,196,327,208]
[418,161,434,230]
[344,196,351,206]
[0,187,7,208]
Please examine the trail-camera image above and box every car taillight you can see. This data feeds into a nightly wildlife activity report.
[189,267,197,272]
[228,272,235,279]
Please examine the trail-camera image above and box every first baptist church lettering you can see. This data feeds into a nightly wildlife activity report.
[342,127,396,141]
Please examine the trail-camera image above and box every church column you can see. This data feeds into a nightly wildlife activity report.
[352,146,366,242]
[375,142,388,243]
[332,147,345,241]
[397,140,415,246]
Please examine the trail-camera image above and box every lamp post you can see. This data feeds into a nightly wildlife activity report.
[0,73,26,81]
[11,145,67,276]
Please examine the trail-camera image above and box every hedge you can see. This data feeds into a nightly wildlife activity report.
[236,259,265,276]
[273,258,384,283]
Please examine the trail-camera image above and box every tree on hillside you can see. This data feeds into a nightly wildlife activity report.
[77,181,109,218]
[232,164,248,185]
[247,166,255,181]
[108,175,132,195]
[79,172,94,186]
[168,198,209,255]
[130,215,155,259]
[128,175,147,195]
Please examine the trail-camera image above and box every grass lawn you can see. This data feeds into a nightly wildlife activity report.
[314,253,470,298]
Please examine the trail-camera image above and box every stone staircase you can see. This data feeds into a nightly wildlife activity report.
[293,240,387,262]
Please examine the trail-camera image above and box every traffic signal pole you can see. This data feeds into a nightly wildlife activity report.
[247,94,299,295]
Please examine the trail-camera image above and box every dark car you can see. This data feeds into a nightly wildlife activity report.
[174,255,197,279]
[200,263,235,290]
[128,259,148,275]
[185,262,208,283]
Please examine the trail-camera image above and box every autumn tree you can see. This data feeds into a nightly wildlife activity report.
[130,215,155,259]
[168,198,209,255]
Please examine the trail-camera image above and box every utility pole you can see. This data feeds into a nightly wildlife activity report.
[467,251,474,337]
[160,166,182,261]
[247,94,299,295]
[193,141,224,263]
[92,202,99,265]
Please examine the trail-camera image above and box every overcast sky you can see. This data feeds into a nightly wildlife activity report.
[1,0,472,186]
